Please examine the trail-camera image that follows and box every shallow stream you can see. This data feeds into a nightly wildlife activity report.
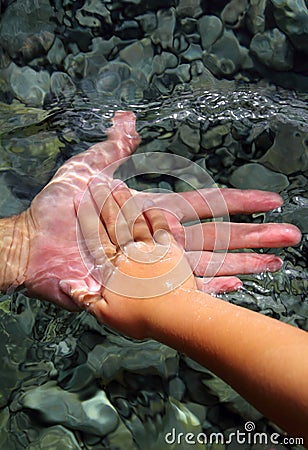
[0,1,307,449]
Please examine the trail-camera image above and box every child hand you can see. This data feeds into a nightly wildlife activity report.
[60,179,196,339]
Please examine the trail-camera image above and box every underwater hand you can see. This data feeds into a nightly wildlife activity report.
[22,111,140,310]
[60,180,196,339]
[146,188,301,293]
[2,110,301,310]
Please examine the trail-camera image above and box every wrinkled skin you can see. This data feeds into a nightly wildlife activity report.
[24,112,140,310]
[22,111,301,310]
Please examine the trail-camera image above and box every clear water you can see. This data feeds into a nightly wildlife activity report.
[0,85,307,449]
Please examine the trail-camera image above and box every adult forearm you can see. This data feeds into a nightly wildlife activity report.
[0,212,30,292]
[147,290,308,440]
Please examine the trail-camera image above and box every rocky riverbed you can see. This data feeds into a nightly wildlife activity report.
[0,1,307,449]
[0,0,308,107]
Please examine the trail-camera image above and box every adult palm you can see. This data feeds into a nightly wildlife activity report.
[22,111,300,310]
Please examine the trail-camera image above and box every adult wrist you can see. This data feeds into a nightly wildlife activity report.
[0,211,30,293]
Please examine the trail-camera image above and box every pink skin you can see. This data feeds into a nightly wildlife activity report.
[25,112,140,310]
[22,111,301,309]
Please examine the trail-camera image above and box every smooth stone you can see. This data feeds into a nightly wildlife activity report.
[0,298,33,407]
[201,124,231,150]
[169,377,186,400]
[179,123,200,150]
[174,174,205,191]
[76,0,111,27]
[28,426,81,450]
[0,0,55,61]
[185,402,207,423]
[50,72,76,97]
[9,64,50,106]
[203,30,252,76]
[250,28,294,71]
[104,421,136,450]
[181,43,203,62]
[21,382,119,436]
[198,15,223,50]
[151,8,176,49]
[120,41,146,67]
[87,336,179,381]
[0,98,48,131]
[126,398,203,450]
[115,19,142,40]
[271,0,308,53]
[259,121,308,174]
[96,62,131,94]
[175,63,191,82]
[176,0,203,18]
[180,17,198,35]
[91,36,122,59]
[174,33,190,52]
[0,175,28,218]
[190,62,217,89]
[64,37,109,79]
[2,128,61,185]
[136,12,157,33]
[221,0,249,28]
[47,37,66,66]
[119,78,145,102]
[120,39,153,68]
[151,52,178,76]
[246,0,267,33]
[0,408,10,450]
[230,163,289,192]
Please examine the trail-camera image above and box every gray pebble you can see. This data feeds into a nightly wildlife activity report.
[250,28,294,71]
[198,15,223,50]
[221,0,249,28]
[0,0,55,61]
[21,382,119,436]
[272,0,308,53]
[51,72,76,97]
[176,0,203,18]
[230,163,289,192]
[259,122,308,175]
[9,64,50,106]
[152,8,176,49]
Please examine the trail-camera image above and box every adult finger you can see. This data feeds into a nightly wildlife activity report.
[184,222,302,251]
[75,189,116,264]
[111,180,153,243]
[147,188,283,221]
[187,251,283,277]
[196,276,243,294]
[89,178,120,243]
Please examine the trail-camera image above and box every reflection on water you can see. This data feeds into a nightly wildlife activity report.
[0,86,307,449]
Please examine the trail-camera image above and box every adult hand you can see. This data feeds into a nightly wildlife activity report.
[3,111,300,310]
[22,111,140,310]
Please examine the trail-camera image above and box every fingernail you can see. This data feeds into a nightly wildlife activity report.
[267,257,283,272]
[233,281,243,290]
[264,193,283,209]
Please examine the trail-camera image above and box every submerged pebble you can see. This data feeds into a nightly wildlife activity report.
[0,1,307,449]
[230,162,289,192]
[20,382,119,436]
